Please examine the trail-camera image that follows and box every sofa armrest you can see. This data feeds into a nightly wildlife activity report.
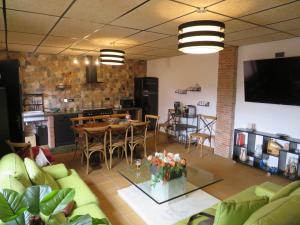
[255,182,283,199]
[42,163,69,179]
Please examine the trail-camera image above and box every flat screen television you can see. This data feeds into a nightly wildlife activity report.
[244,56,300,106]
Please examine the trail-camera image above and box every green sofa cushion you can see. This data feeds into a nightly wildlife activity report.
[173,186,258,225]
[24,158,59,190]
[0,175,25,194]
[0,153,31,187]
[70,203,108,221]
[225,186,257,202]
[244,194,300,225]
[255,182,282,199]
[42,163,69,180]
[270,181,300,202]
[213,196,269,225]
[290,187,300,196]
[57,169,98,207]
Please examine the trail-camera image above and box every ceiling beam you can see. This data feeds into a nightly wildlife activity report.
[2,0,8,56]
[33,0,78,54]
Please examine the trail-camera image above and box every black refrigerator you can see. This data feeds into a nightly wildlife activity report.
[0,60,23,147]
[134,77,158,118]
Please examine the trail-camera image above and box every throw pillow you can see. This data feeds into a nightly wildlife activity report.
[35,148,50,167]
[0,175,25,194]
[244,194,300,225]
[24,158,59,190]
[270,180,300,202]
[213,196,269,225]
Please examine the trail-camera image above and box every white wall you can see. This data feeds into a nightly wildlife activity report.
[235,37,300,138]
[147,54,219,122]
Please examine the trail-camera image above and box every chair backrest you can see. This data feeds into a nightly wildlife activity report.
[5,140,33,159]
[109,123,130,144]
[198,115,217,136]
[70,116,93,125]
[145,114,160,132]
[83,126,109,147]
[130,121,148,141]
[93,115,110,123]
[110,113,127,119]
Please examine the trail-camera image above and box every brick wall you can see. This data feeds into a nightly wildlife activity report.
[214,46,238,158]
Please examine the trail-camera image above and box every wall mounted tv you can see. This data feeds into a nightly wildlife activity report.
[244,56,300,106]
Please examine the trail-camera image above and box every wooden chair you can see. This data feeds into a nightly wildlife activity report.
[6,140,33,159]
[70,116,94,159]
[145,114,160,151]
[83,126,109,174]
[108,123,130,169]
[129,121,148,164]
[188,115,217,157]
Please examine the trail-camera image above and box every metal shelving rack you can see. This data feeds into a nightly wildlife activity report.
[166,109,199,147]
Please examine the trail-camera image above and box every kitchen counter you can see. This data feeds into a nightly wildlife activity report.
[23,107,142,118]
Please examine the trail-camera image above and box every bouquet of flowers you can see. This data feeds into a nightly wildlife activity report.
[147,150,187,184]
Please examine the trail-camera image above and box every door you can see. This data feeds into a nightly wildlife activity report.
[0,60,23,142]
[0,88,11,156]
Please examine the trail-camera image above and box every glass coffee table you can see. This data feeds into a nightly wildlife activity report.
[118,162,222,204]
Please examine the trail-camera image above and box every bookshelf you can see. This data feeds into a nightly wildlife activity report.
[233,128,300,181]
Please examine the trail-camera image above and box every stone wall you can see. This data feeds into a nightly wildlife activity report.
[0,52,146,111]
[214,46,238,158]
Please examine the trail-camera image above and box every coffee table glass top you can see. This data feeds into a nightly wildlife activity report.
[118,161,222,204]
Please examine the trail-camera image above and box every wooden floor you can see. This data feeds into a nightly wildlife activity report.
[55,137,289,225]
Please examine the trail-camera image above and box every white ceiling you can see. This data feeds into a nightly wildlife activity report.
[0,0,299,59]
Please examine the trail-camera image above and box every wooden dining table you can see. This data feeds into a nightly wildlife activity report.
[71,122,111,134]
[70,119,140,134]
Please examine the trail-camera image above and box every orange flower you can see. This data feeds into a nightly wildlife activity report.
[163,149,167,156]
[170,160,175,167]
[180,159,186,166]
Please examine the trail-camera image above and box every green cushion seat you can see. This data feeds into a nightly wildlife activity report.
[244,194,300,225]
[213,196,269,225]
[24,158,60,190]
[0,175,25,194]
[57,169,98,207]
[0,153,31,187]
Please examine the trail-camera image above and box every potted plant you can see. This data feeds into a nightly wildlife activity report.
[0,185,109,225]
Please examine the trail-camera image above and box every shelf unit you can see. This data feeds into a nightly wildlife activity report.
[233,128,300,181]
[23,94,44,111]
[166,109,198,147]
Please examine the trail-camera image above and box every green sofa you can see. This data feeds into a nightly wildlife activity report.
[174,181,300,225]
[0,153,110,224]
